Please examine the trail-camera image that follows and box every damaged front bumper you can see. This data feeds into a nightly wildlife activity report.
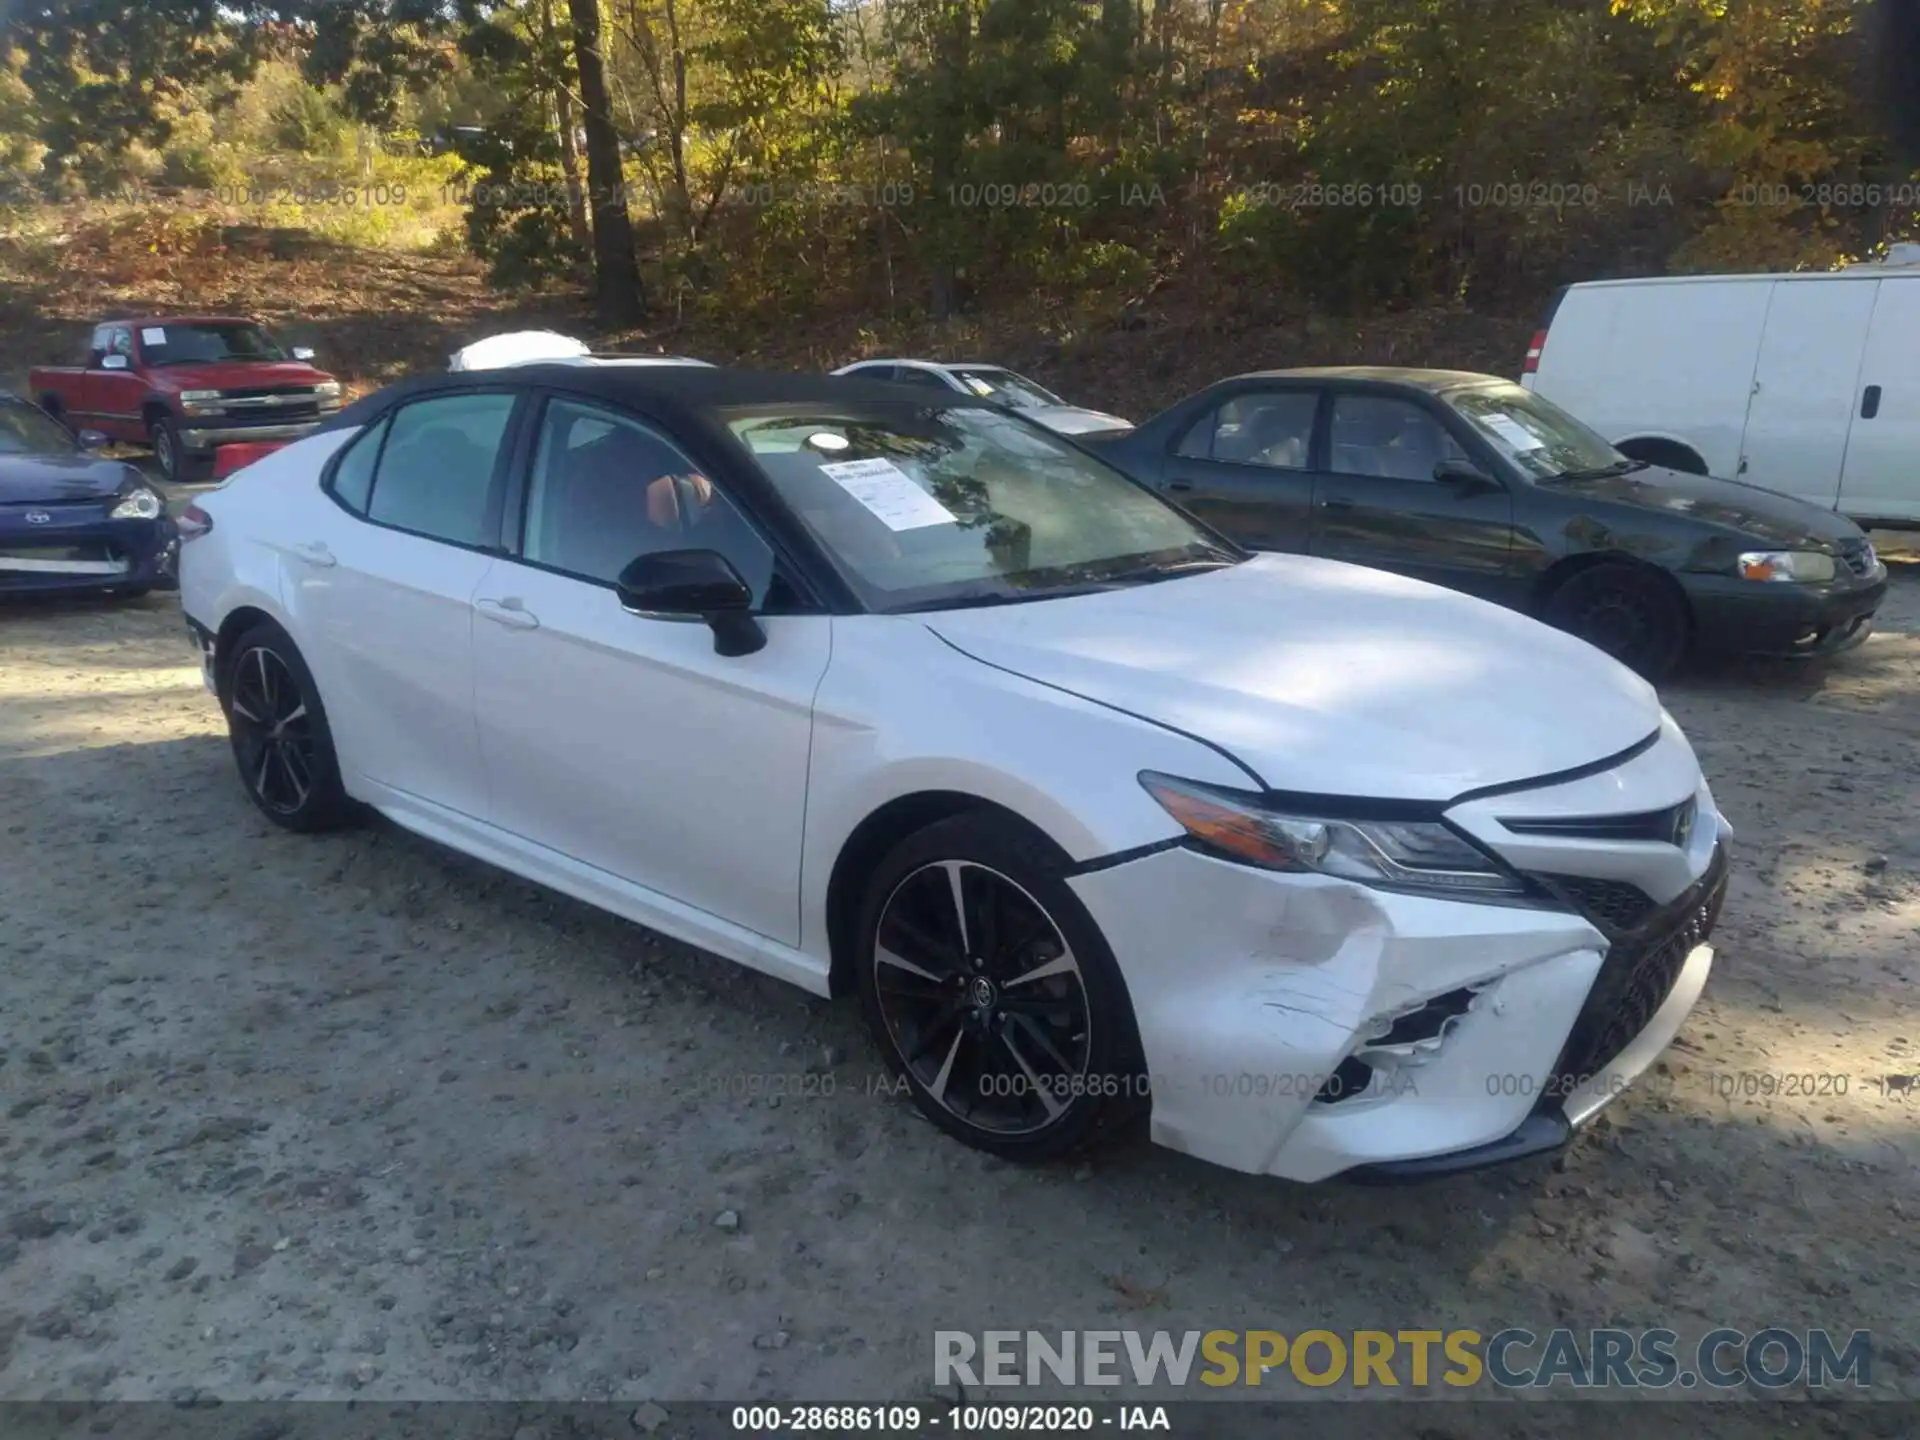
[1069,764,1728,1185]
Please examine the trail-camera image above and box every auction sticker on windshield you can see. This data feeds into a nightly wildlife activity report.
[141,327,168,346]
[1483,415,1547,451]
[820,457,959,531]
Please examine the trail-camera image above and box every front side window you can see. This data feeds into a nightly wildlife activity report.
[523,398,775,600]
[365,392,516,546]
[141,322,287,366]
[0,398,76,455]
[99,328,133,362]
[1177,391,1318,469]
[1328,395,1468,482]
[1446,382,1626,481]
[727,404,1237,614]
[950,367,1063,409]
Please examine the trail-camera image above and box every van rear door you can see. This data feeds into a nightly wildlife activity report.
[1836,275,1920,524]
[1738,278,1880,510]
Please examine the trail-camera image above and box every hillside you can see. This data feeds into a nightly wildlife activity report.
[0,207,1537,420]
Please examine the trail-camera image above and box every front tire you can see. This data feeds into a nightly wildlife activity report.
[222,622,352,832]
[149,414,197,483]
[854,811,1147,1161]
[1542,561,1690,681]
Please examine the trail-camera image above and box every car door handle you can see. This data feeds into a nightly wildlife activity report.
[290,542,336,568]
[1861,384,1882,419]
[474,597,540,630]
[1166,479,1195,493]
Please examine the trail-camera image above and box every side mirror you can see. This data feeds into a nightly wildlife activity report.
[291,346,316,362]
[1434,457,1495,488]
[100,354,130,371]
[615,548,766,658]
[77,428,108,450]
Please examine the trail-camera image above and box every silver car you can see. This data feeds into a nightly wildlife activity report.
[831,359,1132,436]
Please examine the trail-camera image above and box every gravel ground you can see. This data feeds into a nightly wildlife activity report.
[1,558,1917,1429]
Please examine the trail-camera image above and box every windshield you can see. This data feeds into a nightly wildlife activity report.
[1446,383,1626,481]
[950,368,1065,410]
[141,322,288,366]
[0,397,77,455]
[727,405,1238,613]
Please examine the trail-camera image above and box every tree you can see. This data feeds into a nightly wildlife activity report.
[4,0,272,183]
[567,0,646,323]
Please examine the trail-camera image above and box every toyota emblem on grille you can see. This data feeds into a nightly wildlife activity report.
[24,509,52,525]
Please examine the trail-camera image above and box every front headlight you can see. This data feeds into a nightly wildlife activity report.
[1139,772,1525,899]
[110,486,163,520]
[315,380,343,398]
[1737,550,1835,583]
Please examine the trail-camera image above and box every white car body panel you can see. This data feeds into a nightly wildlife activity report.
[180,397,1727,1184]
[469,557,831,948]
[926,553,1662,801]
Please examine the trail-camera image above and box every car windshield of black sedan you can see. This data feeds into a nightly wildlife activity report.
[728,406,1236,612]
[142,322,287,366]
[0,398,76,455]
[1447,383,1626,481]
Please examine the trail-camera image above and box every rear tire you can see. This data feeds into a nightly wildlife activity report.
[1542,562,1690,681]
[222,621,352,832]
[854,811,1147,1161]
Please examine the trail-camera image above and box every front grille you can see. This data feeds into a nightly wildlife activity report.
[224,403,321,425]
[0,542,116,563]
[1536,874,1658,932]
[222,385,318,401]
[1547,846,1729,1088]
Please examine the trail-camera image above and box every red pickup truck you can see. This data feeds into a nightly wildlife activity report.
[31,316,343,482]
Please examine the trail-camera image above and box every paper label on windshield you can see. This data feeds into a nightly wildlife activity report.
[1484,415,1546,451]
[141,327,168,346]
[818,457,957,531]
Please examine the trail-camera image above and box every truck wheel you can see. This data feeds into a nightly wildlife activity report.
[149,415,195,483]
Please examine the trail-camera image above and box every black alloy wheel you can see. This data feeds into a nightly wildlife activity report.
[856,812,1146,1159]
[1543,562,1689,681]
[223,623,351,831]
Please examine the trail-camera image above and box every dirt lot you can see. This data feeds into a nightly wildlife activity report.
[2,565,1918,1427]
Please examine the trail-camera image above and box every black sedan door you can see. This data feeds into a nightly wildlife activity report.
[1309,391,1519,601]
[1153,387,1321,554]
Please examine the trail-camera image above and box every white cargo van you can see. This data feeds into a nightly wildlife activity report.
[1523,251,1920,525]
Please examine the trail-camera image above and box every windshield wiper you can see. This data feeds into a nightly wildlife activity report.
[1556,459,1650,481]
[1090,555,1241,586]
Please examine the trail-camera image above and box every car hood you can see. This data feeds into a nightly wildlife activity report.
[147,360,334,391]
[1553,465,1864,549]
[925,554,1662,802]
[1022,405,1134,436]
[0,453,143,503]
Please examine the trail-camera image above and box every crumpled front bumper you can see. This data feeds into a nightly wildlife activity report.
[1068,751,1727,1184]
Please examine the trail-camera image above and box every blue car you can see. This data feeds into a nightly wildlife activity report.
[0,391,178,599]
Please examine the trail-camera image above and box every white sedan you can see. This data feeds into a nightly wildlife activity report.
[831,359,1132,437]
[177,366,1728,1182]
